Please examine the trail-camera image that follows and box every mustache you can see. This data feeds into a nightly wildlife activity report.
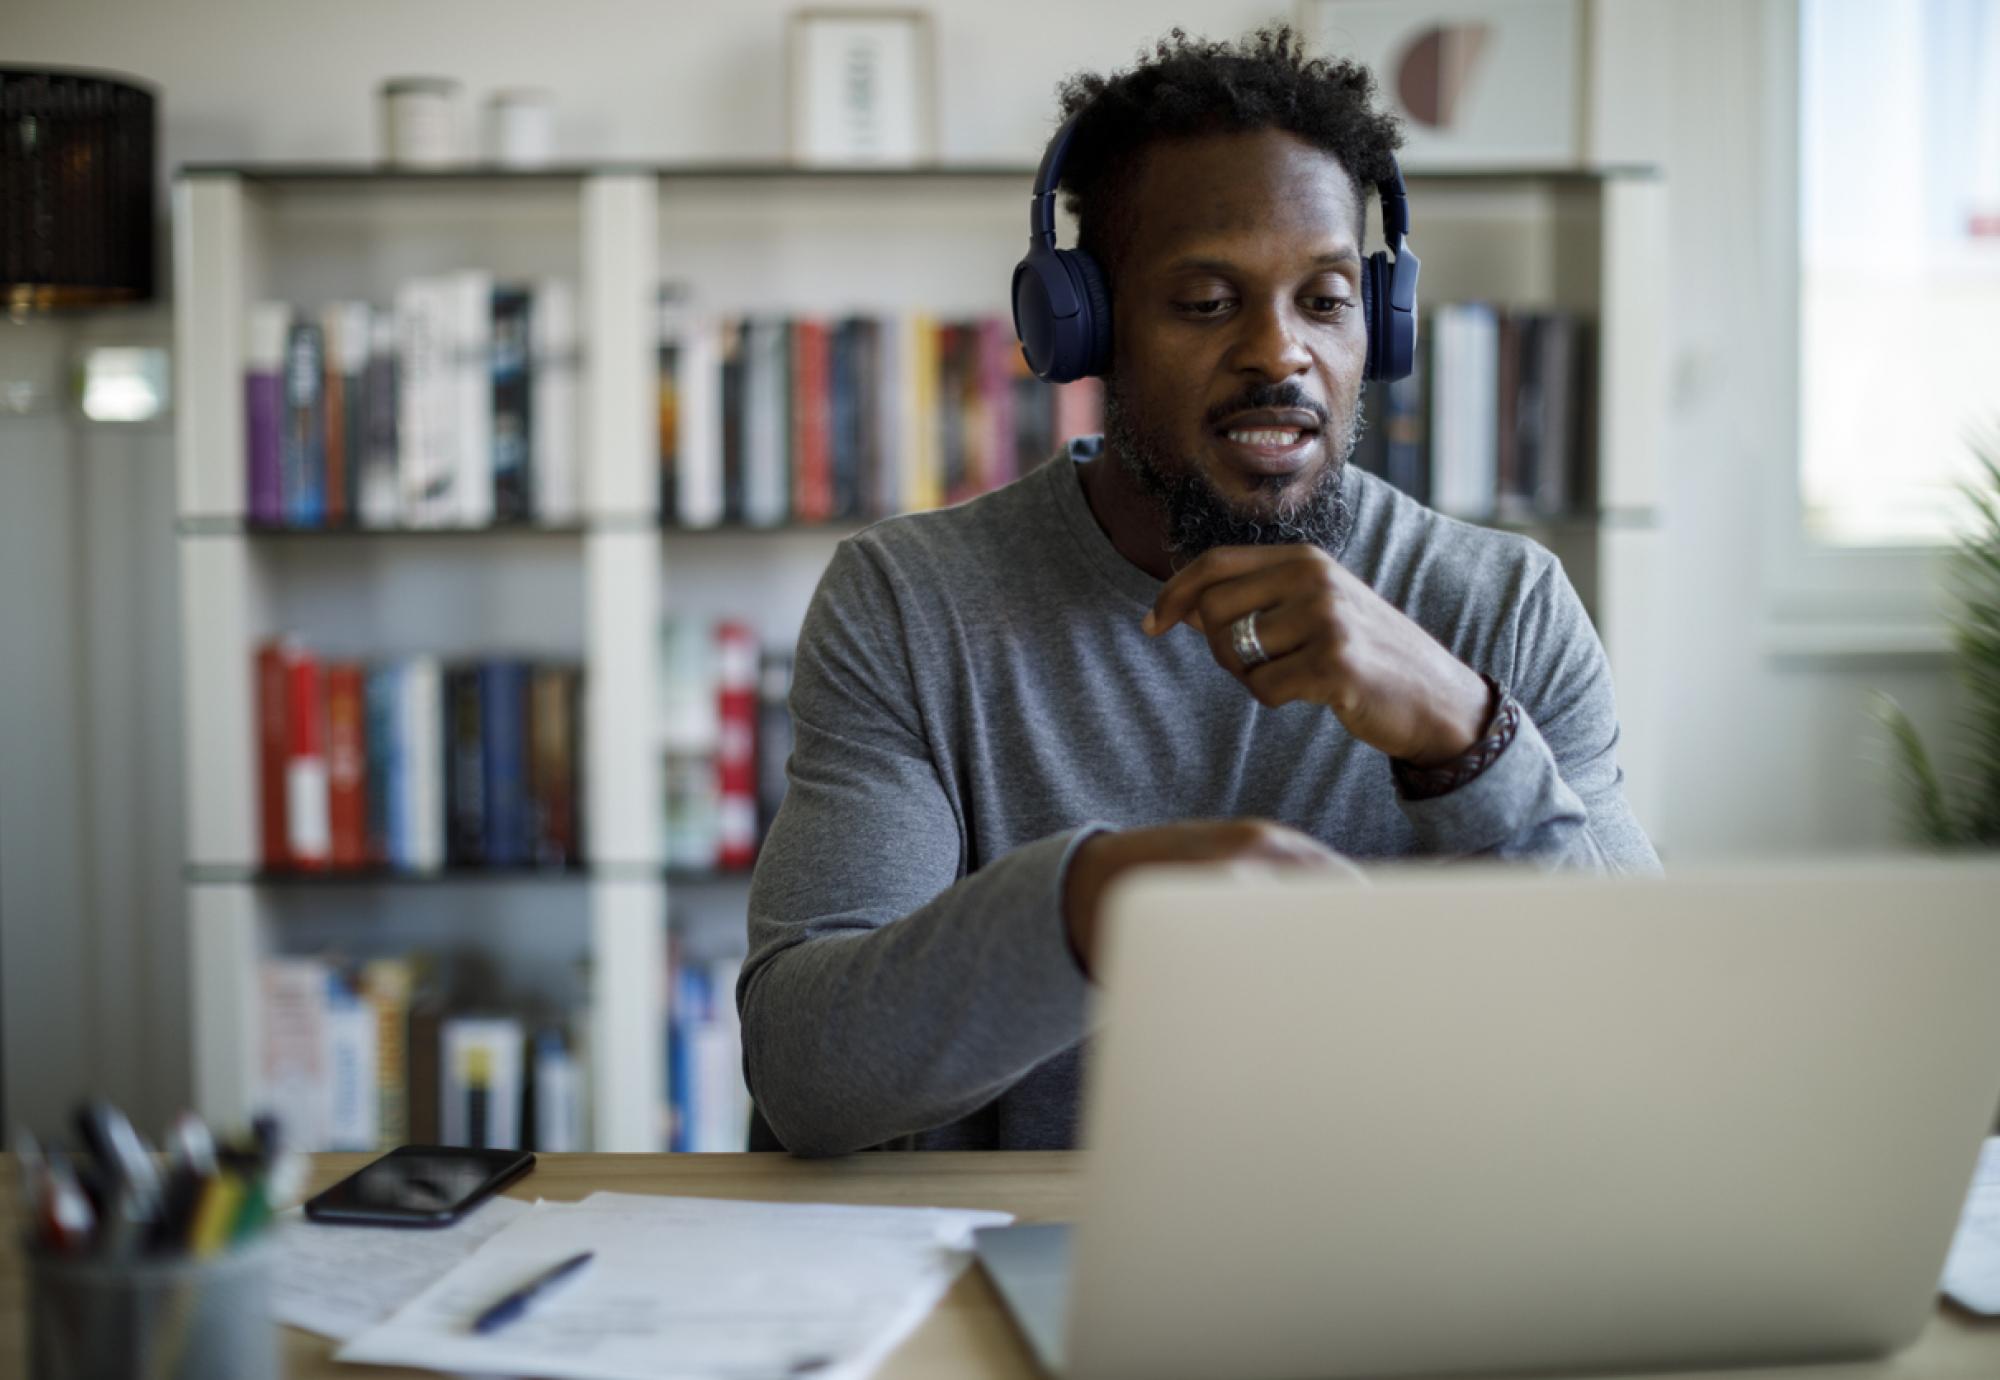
[1201,382,1331,431]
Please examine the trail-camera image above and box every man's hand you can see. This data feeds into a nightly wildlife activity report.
[1143,545,1494,767]
[1063,820,1351,976]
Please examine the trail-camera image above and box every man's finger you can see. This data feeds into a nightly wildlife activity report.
[1144,546,1291,634]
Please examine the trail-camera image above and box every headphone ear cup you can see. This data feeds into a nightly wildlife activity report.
[1068,248,1113,379]
[1360,251,1387,382]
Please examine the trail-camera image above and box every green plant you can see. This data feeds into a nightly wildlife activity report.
[1874,431,2000,847]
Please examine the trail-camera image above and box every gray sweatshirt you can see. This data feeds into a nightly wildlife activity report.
[740,441,1660,1155]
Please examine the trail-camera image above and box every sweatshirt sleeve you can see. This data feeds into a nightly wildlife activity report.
[1397,555,1661,872]
[737,538,1100,1156]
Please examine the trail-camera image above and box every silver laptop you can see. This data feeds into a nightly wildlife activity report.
[975,860,2000,1379]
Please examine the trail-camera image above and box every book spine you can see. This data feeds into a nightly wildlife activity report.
[742,318,789,528]
[904,313,940,513]
[245,303,290,525]
[491,284,534,524]
[531,1027,583,1153]
[396,279,441,526]
[453,270,495,527]
[674,310,723,528]
[755,650,794,848]
[442,1017,525,1150]
[324,972,380,1151]
[528,665,578,866]
[719,317,747,525]
[261,958,331,1151]
[284,645,331,869]
[257,641,291,868]
[531,279,579,523]
[1008,335,1054,481]
[319,304,350,527]
[978,317,1017,492]
[325,662,368,868]
[359,311,401,526]
[283,318,326,527]
[402,657,444,870]
[656,287,683,524]
[872,313,903,519]
[363,664,399,865]
[1385,322,1430,504]
[715,623,759,870]
[361,958,414,1149]
[445,665,486,866]
[481,660,529,867]
[794,319,832,522]
[827,317,860,520]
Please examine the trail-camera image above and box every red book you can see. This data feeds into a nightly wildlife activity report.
[325,663,367,868]
[284,648,331,870]
[792,320,833,523]
[715,622,759,870]
[256,641,291,868]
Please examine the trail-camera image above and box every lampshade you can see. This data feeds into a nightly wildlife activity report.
[1,66,156,314]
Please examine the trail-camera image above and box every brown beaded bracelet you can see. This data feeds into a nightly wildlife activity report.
[1390,676,1520,801]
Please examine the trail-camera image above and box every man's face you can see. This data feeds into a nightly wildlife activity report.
[1103,128,1368,560]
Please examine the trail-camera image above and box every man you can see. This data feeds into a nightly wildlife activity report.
[741,27,1659,1156]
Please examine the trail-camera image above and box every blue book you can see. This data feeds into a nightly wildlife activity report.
[363,664,401,866]
[667,963,710,1153]
[282,318,327,527]
[481,660,529,866]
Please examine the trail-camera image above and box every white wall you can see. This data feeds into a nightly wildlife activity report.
[1,0,1958,1130]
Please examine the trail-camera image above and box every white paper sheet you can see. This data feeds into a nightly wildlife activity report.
[270,1195,532,1340]
[1942,1136,2000,1313]
[337,1191,1013,1380]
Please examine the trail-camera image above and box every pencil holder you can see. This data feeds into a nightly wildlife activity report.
[25,1241,279,1380]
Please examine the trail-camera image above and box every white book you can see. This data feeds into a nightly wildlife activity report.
[531,278,579,523]
[669,307,723,528]
[396,278,452,527]
[441,1015,524,1150]
[743,318,787,528]
[261,957,331,1151]
[1463,303,1500,520]
[324,974,380,1151]
[401,656,444,869]
[873,314,904,518]
[449,269,495,528]
[532,1028,585,1153]
[692,956,748,1153]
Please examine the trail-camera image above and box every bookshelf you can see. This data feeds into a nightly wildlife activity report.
[172,160,1664,1152]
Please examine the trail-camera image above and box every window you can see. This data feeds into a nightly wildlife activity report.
[1797,0,2000,547]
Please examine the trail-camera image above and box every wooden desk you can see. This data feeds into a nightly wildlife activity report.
[5,1151,1999,1378]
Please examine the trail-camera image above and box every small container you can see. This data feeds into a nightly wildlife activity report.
[484,89,556,168]
[26,1242,279,1380]
[379,76,464,167]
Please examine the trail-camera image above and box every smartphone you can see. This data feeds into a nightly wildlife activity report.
[304,1145,536,1227]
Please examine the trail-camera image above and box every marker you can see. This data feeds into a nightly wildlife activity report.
[471,1251,595,1335]
[188,1171,246,1257]
[40,1154,96,1255]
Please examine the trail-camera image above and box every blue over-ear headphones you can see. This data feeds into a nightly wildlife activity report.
[1010,114,1422,385]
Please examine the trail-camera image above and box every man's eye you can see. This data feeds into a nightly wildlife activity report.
[1175,299,1232,316]
[1306,296,1351,315]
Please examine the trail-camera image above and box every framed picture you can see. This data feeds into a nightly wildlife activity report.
[788,7,937,167]
[1298,0,1584,169]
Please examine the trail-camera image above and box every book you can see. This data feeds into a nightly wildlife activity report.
[283,644,331,869]
[902,313,941,512]
[363,664,401,865]
[406,971,446,1145]
[715,622,759,871]
[325,662,368,868]
[530,279,579,524]
[742,317,791,528]
[491,284,534,524]
[450,269,496,527]
[397,277,454,526]
[445,665,487,866]
[667,298,723,528]
[718,317,747,525]
[693,955,748,1153]
[359,310,402,526]
[400,657,445,870]
[1383,331,1430,504]
[261,958,331,1150]
[791,318,832,523]
[481,660,530,867]
[325,970,381,1151]
[322,301,371,526]
[257,640,292,867]
[828,317,863,520]
[361,957,416,1149]
[660,619,720,871]
[528,665,579,866]
[441,1015,525,1150]
[283,316,326,527]
[245,303,290,525]
[529,1026,584,1152]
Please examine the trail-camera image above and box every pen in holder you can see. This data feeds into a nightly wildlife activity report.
[25,1239,280,1380]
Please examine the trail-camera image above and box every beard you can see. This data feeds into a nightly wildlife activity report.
[1104,376,1361,568]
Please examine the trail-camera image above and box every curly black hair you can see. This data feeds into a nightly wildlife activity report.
[1055,25,1403,280]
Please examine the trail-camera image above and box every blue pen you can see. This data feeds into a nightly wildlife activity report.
[471,1251,595,1335]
